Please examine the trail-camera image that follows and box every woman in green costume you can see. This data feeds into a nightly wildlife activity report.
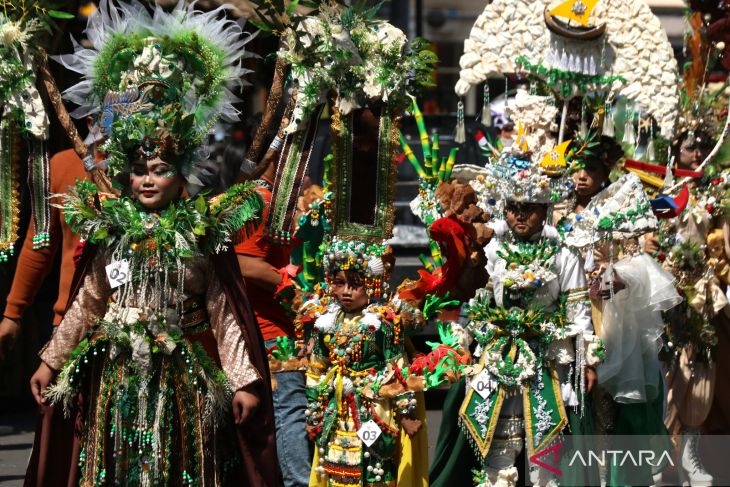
[24,1,278,485]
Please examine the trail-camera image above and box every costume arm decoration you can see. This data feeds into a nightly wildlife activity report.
[402,322,469,390]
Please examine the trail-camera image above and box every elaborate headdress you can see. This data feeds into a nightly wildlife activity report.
[321,236,391,299]
[672,7,729,175]
[260,0,436,244]
[55,0,255,178]
[479,90,575,205]
[455,0,679,141]
[263,3,438,303]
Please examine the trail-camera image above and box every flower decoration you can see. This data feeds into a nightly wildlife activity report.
[279,1,437,133]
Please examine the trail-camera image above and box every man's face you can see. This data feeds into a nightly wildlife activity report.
[572,161,609,198]
[505,201,547,238]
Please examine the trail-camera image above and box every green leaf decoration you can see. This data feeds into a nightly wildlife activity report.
[47,9,74,19]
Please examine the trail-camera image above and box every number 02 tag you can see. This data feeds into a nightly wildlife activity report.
[471,369,496,399]
[357,420,381,447]
[106,260,130,288]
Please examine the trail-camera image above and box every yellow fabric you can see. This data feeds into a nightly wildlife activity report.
[591,299,603,337]
[309,449,327,487]
[397,391,429,487]
[309,392,430,487]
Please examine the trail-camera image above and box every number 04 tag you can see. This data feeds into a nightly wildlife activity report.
[357,420,381,447]
[106,260,130,288]
[471,369,496,399]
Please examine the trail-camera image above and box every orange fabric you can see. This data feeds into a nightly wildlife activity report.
[233,184,294,341]
[3,149,86,325]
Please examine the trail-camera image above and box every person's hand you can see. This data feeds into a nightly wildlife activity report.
[400,417,423,437]
[600,277,626,299]
[30,362,56,405]
[232,386,260,425]
[644,233,660,254]
[0,317,20,361]
[585,366,597,393]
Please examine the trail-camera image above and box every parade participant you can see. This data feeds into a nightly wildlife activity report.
[562,136,679,415]
[557,135,681,485]
[235,128,312,487]
[24,1,277,484]
[644,7,730,483]
[447,130,603,486]
[1,144,101,483]
[298,237,428,486]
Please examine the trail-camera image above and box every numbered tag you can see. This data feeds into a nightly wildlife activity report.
[106,260,130,288]
[471,369,496,399]
[357,420,382,447]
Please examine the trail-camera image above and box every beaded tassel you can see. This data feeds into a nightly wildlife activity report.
[0,120,20,263]
[579,99,588,138]
[646,122,656,161]
[602,102,615,137]
[29,138,51,249]
[481,85,492,127]
[455,100,466,144]
[622,107,635,146]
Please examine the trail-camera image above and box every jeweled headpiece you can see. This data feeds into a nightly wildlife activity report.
[322,236,390,299]
[55,0,255,177]
[322,236,388,278]
[481,91,574,205]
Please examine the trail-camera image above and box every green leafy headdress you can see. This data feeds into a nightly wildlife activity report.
[54,0,256,177]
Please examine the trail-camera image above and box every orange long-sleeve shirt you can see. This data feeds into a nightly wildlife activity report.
[3,149,87,325]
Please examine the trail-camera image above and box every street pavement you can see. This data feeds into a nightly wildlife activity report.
[0,413,34,486]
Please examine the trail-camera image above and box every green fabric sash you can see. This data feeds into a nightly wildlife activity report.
[459,354,568,458]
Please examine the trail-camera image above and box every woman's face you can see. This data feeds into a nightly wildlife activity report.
[572,162,609,198]
[332,270,369,312]
[505,201,547,238]
[677,136,707,171]
[130,157,185,210]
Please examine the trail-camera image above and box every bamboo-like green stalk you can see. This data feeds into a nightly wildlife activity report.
[412,98,432,163]
[419,254,435,272]
[437,156,447,182]
[429,239,443,267]
[430,132,440,179]
[399,133,427,179]
[444,147,458,181]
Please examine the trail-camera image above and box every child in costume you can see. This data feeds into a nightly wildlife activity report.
[299,237,427,486]
[25,1,277,485]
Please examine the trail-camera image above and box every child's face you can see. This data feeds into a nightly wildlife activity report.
[332,270,369,312]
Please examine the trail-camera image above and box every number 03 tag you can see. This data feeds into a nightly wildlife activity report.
[106,260,130,288]
[357,420,381,447]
